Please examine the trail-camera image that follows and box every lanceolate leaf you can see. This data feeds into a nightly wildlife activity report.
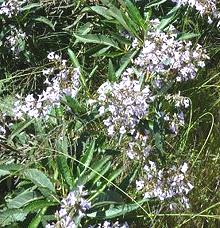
[0,208,27,226]
[124,0,146,29]
[157,6,179,31]
[23,169,55,193]
[34,17,55,30]
[7,191,38,209]
[89,6,113,20]
[87,200,146,219]
[74,33,120,49]
[0,169,10,177]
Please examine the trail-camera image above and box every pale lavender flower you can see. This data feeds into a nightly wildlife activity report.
[171,0,220,23]
[97,76,152,136]
[46,186,91,228]
[0,0,27,17]
[136,161,194,209]
[133,20,209,82]
[13,53,80,119]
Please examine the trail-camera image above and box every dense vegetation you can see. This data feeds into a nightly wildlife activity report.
[0,0,219,227]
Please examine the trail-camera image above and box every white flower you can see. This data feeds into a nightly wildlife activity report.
[119,126,126,135]
[181,163,188,173]
[47,52,55,60]
[98,106,105,115]
[136,180,145,191]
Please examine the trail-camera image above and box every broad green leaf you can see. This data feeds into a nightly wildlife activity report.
[154,132,165,154]
[23,169,55,193]
[74,33,119,49]
[76,22,92,35]
[34,17,55,30]
[0,208,27,226]
[91,161,111,187]
[64,96,86,114]
[0,169,10,177]
[7,191,38,209]
[68,48,80,68]
[0,163,24,172]
[89,6,113,20]
[101,1,135,35]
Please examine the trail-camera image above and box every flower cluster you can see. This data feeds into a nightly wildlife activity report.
[126,140,151,161]
[46,186,91,228]
[5,27,26,56]
[89,221,129,228]
[133,19,209,82]
[97,76,152,136]
[136,162,193,208]
[13,52,80,119]
[171,0,220,24]
[163,93,190,135]
[0,0,27,17]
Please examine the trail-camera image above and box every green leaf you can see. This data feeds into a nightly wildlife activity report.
[89,6,113,20]
[0,163,24,172]
[74,33,119,49]
[34,17,55,30]
[64,96,86,114]
[0,169,10,177]
[76,22,92,35]
[116,49,138,78]
[108,59,116,82]
[68,48,80,68]
[157,6,179,31]
[24,200,57,212]
[87,201,144,219]
[0,208,27,226]
[7,191,38,209]
[8,119,35,143]
[90,167,123,201]
[80,140,95,172]
[78,156,111,185]
[91,161,111,187]
[23,169,55,193]
[145,0,167,8]
[92,46,111,57]
[124,0,146,29]
[56,154,74,188]
[68,48,87,89]
[21,3,41,11]
[28,207,47,228]
[177,32,200,40]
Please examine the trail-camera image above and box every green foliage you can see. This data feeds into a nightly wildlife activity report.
[0,0,219,227]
